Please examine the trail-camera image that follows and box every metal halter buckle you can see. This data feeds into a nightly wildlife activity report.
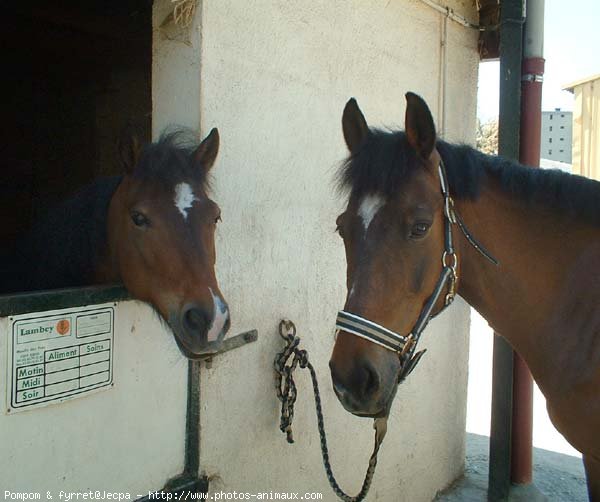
[444,196,457,224]
[445,273,457,306]
[442,251,458,305]
[399,334,415,359]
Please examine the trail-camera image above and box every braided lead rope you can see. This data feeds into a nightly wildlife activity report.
[274,320,387,502]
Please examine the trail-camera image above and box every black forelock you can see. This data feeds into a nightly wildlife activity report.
[338,128,600,227]
[337,129,419,200]
[132,128,209,189]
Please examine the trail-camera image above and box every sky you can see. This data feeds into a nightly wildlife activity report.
[477,0,600,122]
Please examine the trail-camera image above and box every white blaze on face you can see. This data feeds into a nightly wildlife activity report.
[174,182,198,220]
[350,193,385,303]
[206,288,229,343]
[358,193,385,231]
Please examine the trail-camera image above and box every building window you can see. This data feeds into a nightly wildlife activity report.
[560,125,564,129]
[561,114,564,118]
[560,137,564,141]
[549,149,552,155]
[560,149,564,153]
[549,138,552,143]
[549,126,553,131]
[550,114,553,120]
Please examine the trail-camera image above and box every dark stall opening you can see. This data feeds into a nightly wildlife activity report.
[2,1,152,295]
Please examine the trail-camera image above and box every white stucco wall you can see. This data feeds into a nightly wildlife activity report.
[189,1,479,500]
[0,1,479,498]
[0,0,479,499]
[0,300,187,494]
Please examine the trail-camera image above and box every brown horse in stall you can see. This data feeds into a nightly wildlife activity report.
[329,93,600,498]
[1,128,230,358]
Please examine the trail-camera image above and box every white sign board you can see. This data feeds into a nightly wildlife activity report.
[6,304,114,413]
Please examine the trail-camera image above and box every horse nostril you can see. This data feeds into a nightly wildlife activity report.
[362,362,380,398]
[183,307,210,335]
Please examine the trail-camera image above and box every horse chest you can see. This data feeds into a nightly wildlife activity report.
[534,247,600,456]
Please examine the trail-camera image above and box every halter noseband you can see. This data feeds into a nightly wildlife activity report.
[335,160,498,384]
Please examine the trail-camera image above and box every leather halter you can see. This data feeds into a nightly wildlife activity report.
[335,160,499,384]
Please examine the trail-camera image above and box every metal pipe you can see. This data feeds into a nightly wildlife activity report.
[488,0,524,499]
[512,0,545,485]
[438,11,449,138]
[418,0,481,29]
[523,0,545,58]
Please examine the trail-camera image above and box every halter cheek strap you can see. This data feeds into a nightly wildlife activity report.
[335,160,499,383]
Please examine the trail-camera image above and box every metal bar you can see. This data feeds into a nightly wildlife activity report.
[205,329,258,358]
[489,0,524,499]
[132,358,205,501]
[185,360,202,476]
[134,330,257,500]
[489,335,514,500]
[512,0,545,485]
[511,354,533,484]
[0,284,129,316]
[438,13,449,138]
[418,0,481,29]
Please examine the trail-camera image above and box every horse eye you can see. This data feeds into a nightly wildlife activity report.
[335,225,344,238]
[215,215,222,224]
[131,211,150,227]
[410,222,430,238]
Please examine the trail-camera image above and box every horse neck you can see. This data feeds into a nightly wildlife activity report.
[454,179,600,377]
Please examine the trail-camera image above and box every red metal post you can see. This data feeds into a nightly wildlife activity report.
[512,55,545,484]
[519,57,545,165]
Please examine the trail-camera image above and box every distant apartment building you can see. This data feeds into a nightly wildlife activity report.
[563,74,600,181]
[540,109,572,163]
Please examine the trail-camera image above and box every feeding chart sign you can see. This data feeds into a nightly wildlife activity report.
[7,304,114,412]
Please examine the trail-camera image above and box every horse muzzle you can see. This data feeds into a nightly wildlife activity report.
[170,293,231,358]
[329,351,397,417]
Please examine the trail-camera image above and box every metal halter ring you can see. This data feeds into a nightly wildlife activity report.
[442,251,458,272]
[279,319,297,340]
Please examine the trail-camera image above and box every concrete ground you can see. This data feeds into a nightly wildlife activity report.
[436,433,588,501]
[437,311,588,501]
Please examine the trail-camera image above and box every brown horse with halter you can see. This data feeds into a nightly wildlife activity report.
[329,92,600,498]
[1,128,229,358]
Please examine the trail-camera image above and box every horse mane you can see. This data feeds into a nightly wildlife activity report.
[337,129,600,227]
[133,129,210,190]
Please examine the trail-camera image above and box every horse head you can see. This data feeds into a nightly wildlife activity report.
[108,128,230,358]
[330,93,449,416]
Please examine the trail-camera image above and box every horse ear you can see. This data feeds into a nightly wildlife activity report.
[404,92,436,159]
[342,98,369,153]
[118,129,143,174]
[194,128,220,171]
